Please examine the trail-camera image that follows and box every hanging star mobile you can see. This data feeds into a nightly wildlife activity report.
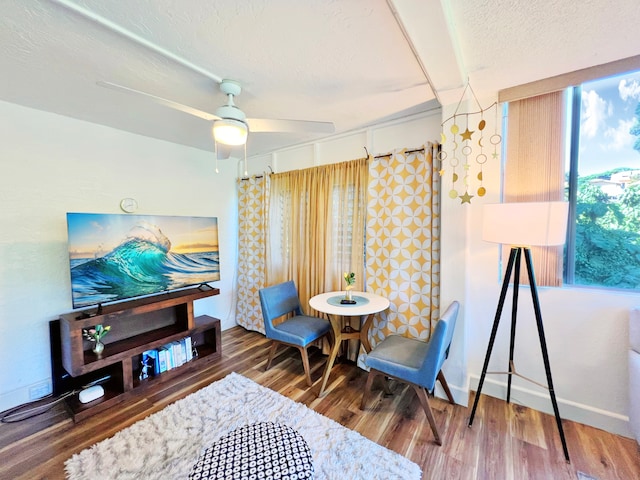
[438,81,501,204]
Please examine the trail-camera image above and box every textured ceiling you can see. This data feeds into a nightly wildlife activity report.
[445,0,640,98]
[1,0,639,158]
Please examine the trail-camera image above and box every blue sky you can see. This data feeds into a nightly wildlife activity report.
[67,213,218,257]
[577,69,640,175]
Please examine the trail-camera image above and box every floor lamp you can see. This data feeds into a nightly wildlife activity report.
[468,201,571,463]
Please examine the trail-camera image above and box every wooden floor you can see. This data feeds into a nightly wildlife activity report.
[1,326,639,480]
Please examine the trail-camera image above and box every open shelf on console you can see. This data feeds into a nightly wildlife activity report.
[54,288,222,422]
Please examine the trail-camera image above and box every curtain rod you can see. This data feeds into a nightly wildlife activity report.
[373,147,425,159]
[241,148,428,179]
[240,166,272,181]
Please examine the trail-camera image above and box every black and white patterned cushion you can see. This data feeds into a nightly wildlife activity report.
[189,422,314,479]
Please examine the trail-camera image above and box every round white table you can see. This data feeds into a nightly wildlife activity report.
[309,291,389,397]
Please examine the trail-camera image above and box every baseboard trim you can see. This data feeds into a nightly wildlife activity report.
[468,374,632,438]
[433,378,469,406]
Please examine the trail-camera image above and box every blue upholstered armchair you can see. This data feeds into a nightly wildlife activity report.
[361,301,460,445]
[259,281,332,386]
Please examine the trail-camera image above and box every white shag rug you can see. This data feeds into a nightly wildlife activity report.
[65,372,421,480]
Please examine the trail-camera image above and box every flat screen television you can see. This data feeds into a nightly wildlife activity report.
[66,213,220,309]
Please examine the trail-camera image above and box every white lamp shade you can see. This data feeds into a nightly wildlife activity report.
[213,118,248,145]
[482,201,569,246]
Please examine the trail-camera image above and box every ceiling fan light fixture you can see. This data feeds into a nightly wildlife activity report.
[213,118,248,145]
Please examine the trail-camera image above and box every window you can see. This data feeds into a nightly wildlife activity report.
[565,69,640,290]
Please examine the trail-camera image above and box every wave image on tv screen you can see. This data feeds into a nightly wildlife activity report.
[66,213,220,309]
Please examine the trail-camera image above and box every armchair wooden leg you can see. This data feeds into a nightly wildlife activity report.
[265,341,279,371]
[298,346,313,387]
[382,377,393,396]
[412,384,442,446]
[437,370,455,404]
[360,369,380,410]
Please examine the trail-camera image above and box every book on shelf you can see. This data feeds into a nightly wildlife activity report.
[177,339,187,365]
[169,341,182,368]
[185,336,193,362]
[157,346,169,373]
[141,350,156,379]
[167,342,178,370]
[148,336,197,376]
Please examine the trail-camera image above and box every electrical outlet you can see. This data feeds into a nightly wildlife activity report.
[29,381,51,400]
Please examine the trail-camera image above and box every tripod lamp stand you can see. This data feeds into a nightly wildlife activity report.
[468,201,570,462]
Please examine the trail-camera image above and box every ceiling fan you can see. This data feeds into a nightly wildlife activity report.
[96,79,335,147]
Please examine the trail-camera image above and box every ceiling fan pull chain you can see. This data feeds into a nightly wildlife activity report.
[243,143,248,177]
[214,140,219,174]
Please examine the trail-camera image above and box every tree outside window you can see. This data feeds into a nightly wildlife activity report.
[566,70,640,290]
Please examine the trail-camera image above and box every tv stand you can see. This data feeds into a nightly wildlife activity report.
[55,287,221,422]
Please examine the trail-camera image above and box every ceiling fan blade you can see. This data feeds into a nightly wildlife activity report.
[97,80,334,137]
[96,81,220,122]
[246,118,335,134]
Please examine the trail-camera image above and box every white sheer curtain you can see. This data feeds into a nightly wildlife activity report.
[265,158,368,309]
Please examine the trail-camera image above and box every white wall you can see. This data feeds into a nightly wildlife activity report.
[0,100,238,412]
[2,94,637,439]
[441,96,639,438]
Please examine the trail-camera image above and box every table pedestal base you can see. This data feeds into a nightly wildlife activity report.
[318,313,375,397]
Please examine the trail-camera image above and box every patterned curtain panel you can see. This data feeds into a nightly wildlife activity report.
[365,144,441,348]
[236,174,270,333]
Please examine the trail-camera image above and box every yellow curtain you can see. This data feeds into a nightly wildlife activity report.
[505,91,566,286]
[365,145,441,347]
[236,174,270,333]
[267,158,368,310]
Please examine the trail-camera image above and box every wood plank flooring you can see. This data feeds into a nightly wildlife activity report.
[1,326,639,479]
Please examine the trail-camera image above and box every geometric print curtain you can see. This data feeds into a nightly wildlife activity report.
[235,174,270,333]
[364,144,441,351]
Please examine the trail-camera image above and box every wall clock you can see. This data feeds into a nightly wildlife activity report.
[119,197,138,213]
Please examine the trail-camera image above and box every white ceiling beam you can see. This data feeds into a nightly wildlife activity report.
[49,0,223,83]
[389,0,467,105]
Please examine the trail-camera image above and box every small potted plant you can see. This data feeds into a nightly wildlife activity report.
[343,272,355,301]
[83,324,111,356]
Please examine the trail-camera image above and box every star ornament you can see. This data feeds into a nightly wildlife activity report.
[461,128,474,141]
[459,191,474,204]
